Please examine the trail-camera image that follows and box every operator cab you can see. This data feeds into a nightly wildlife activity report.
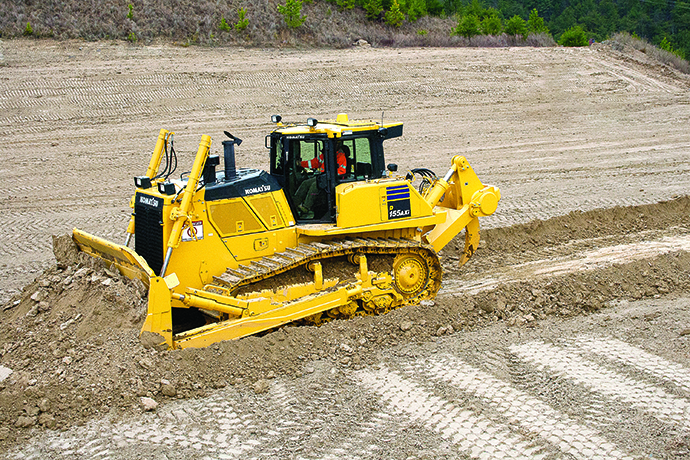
[267,114,403,223]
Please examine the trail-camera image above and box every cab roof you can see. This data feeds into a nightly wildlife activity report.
[271,113,403,139]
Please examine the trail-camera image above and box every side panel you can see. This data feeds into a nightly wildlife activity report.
[336,180,433,229]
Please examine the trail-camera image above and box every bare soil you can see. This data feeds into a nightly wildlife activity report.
[0,39,689,456]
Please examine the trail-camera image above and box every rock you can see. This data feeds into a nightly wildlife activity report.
[30,290,45,302]
[138,358,154,370]
[420,300,436,308]
[304,366,315,374]
[140,397,158,411]
[479,301,494,313]
[38,301,50,312]
[679,328,690,337]
[24,404,40,417]
[354,39,370,47]
[140,331,168,351]
[253,379,269,394]
[0,365,13,382]
[38,398,51,412]
[161,384,177,397]
[446,325,455,335]
[59,318,75,330]
[339,343,353,353]
[436,326,448,336]
[15,416,36,428]
[38,413,56,428]
[74,267,91,278]
[400,320,413,332]
[26,305,39,317]
[0,427,9,441]
[62,356,72,365]
[101,278,113,287]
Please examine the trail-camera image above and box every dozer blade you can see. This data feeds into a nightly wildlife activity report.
[72,228,154,286]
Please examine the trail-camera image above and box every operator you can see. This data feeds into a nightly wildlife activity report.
[295,145,348,218]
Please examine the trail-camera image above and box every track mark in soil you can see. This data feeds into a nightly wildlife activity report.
[356,367,548,459]
[401,354,634,460]
[567,336,690,394]
[510,341,690,431]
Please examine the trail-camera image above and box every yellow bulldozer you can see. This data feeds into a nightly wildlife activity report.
[73,114,500,349]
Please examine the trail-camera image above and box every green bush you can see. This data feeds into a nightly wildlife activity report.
[527,9,548,34]
[417,28,428,35]
[454,14,480,38]
[23,21,33,36]
[337,0,355,11]
[363,0,382,19]
[127,3,133,19]
[659,36,686,59]
[385,0,405,27]
[481,15,502,35]
[234,8,249,32]
[127,31,136,42]
[559,25,588,46]
[218,17,231,32]
[404,0,427,22]
[504,15,528,39]
[278,0,306,28]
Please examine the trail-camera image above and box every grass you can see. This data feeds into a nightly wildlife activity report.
[0,0,558,49]
[608,32,690,74]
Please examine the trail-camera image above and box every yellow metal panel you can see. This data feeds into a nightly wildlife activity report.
[222,226,297,262]
[247,194,284,229]
[425,206,473,252]
[271,190,295,226]
[207,198,265,236]
[336,180,433,228]
[72,229,154,285]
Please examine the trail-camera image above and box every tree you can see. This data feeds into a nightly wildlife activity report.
[277,0,306,28]
[504,15,528,39]
[363,0,383,19]
[558,25,588,46]
[404,0,428,22]
[385,0,405,27]
[481,15,503,35]
[454,14,481,38]
[527,9,549,34]
[234,8,249,31]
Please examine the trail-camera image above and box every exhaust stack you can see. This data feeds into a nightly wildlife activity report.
[222,131,242,181]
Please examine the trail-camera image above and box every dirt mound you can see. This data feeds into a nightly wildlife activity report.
[1,198,690,451]
[480,195,690,255]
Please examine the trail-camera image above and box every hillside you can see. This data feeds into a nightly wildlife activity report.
[1,0,688,58]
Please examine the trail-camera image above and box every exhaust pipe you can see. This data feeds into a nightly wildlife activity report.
[222,131,242,181]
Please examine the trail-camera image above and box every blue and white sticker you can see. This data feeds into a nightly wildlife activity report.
[386,185,411,220]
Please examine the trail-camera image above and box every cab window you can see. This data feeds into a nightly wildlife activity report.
[338,137,375,181]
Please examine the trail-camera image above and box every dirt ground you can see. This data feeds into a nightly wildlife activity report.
[1,38,690,458]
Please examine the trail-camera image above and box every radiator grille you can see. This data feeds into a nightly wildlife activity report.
[134,196,164,276]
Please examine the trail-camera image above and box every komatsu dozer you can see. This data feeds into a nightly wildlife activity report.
[73,114,500,349]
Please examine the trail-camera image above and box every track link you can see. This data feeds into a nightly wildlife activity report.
[207,237,443,323]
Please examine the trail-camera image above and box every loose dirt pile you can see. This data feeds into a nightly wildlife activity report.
[1,197,689,452]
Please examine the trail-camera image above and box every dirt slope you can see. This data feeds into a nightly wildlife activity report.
[1,197,690,451]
